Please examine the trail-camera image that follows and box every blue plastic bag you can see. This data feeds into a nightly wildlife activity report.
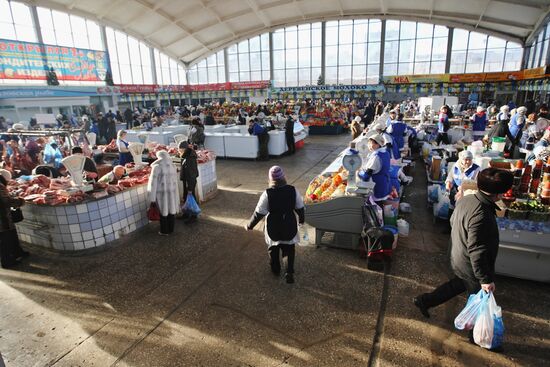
[473,292,504,349]
[182,193,201,216]
[454,290,486,330]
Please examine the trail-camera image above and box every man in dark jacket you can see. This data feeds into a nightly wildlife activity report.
[414,168,513,320]
[285,116,295,155]
[124,108,133,129]
[179,142,199,224]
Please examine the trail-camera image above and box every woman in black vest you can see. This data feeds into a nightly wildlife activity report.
[245,166,305,283]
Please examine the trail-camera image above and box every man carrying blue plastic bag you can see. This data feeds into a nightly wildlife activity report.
[413,168,513,349]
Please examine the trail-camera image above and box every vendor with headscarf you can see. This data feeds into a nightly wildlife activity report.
[116,130,133,166]
[445,150,480,204]
[358,134,391,204]
[471,106,488,141]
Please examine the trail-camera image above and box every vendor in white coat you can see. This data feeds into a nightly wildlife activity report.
[358,134,391,204]
[147,150,179,236]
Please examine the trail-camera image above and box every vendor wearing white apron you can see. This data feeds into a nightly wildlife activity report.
[471,106,488,141]
[116,130,133,166]
[358,134,391,204]
[445,150,480,205]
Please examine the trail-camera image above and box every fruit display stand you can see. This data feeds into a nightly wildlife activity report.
[304,149,368,250]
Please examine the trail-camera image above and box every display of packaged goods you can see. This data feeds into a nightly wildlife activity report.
[304,169,348,204]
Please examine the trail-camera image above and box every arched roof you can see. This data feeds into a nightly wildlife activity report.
[27,0,550,65]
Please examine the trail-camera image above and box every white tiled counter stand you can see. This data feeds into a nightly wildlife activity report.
[16,184,150,251]
[196,159,217,202]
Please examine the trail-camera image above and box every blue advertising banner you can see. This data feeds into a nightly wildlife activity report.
[0,39,110,82]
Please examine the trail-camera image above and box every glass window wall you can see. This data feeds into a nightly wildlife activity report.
[450,30,522,73]
[227,33,269,83]
[384,21,448,77]
[324,20,381,85]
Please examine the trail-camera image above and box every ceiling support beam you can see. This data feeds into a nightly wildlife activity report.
[475,0,492,29]
[245,0,271,27]
[128,0,211,52]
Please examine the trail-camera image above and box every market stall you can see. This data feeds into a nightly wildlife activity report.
[303,145,407,250]
[125,126,188,145]
[203,121,307,158]
[421,128,550,282]
[11,165,151,251]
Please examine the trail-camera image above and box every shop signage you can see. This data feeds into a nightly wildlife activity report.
[483,71,524,82]
[522,66,548,79]
[0,39,110,82]
[383,74,450,84]
[230,80,270,89]
[449,73,486,83]
[115,81,270,95]
[271,84,384,92]
[0,88,98,99]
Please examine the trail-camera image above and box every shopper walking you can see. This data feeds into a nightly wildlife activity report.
[179,142,199,224]
[147,151,179,236]
[413,168,513,325]
[245,166,305,284]
[0,169,28,268]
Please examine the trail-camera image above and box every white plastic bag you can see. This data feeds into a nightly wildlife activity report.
[454,290,486,330]
[298,224,310,246]
[473,292,504,349]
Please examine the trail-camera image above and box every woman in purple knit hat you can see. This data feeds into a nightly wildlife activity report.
[245,166,305,284]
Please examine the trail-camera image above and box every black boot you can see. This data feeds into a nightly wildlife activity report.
[413,296,431,318]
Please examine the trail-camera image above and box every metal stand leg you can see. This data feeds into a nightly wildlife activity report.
[315,229,324,246]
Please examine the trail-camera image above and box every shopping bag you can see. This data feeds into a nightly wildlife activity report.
[473,292,504,349]
[454,290,486,331]
[182,193,201,216]
[147,202,160,221]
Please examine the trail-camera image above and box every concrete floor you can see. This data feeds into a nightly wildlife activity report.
[1,134,549,367]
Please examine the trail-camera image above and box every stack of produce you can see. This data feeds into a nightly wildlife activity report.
[304,169,348,203]
[507,200,550,221]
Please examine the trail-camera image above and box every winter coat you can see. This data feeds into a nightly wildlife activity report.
[450,191,500,285]
[147,151,179,216]
[180,149,199,183]
[0,182,24,232]
[189,125,205,146]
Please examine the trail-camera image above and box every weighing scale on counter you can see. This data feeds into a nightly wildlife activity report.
[128,142,146,168]
[342,147,374,195]
[61,155,93,192]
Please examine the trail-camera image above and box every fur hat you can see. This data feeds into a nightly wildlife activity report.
[477,168,513,194]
